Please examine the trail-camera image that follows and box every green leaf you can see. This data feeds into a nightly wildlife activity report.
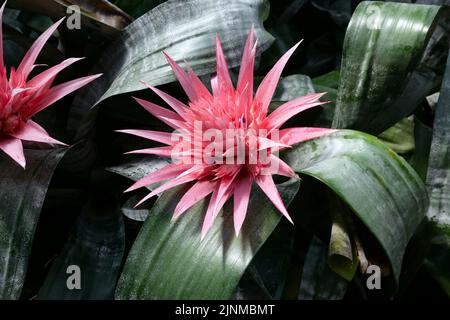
[424,51,450,297]
[378,117,415,155]
[273,74,315,100]
[38,196,125,300]
[298,236,347,300]
[0,149,66,299]
[332,1,447,134]
[312,70,340,89]
[115,178,300,299]
[409,117,433,181]
[68,0,274,138]
[283,130,428,282]
[327,196,358,282]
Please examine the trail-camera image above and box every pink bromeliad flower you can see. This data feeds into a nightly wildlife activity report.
[119,29,336,237]
[0,3,101,168]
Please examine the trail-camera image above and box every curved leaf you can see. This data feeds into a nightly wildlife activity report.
[332,1,447,134]
[283,130,428,282]
[68,0,274,138]
[115,178,300,299]
[38,196,125,300]
[0,148,66,299]
[378,117,415,155]
[425,51,450,297]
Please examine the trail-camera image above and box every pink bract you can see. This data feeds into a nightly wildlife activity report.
[0,2,101,168]
[119,28,336,237]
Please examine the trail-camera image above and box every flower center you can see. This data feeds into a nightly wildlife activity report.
[0,114,24,135]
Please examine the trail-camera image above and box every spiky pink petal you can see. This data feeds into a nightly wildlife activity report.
[0,2,6,71]
[125,146,174,157]
[116,129,174,145]
[215,35,234,93]
[25,74,103,117]
[15,18,65,82]
[266,94,328,130]
[254,41,302,114]
[255,175,293,224]
[163,52,197,102]
[143,83,188,118]
[172,180,217,220]
[268,155,296,177]
[133,97,183,129]
[135,173,198,207]
[126,163,191,192]
[11,120,66,145]
[0,137,25,168]
[187,65,212,101]
[237,26,255,94]
[27,57,84,87]
[233,173,253,235]
[201,184,233,239]
[278,127,338,147]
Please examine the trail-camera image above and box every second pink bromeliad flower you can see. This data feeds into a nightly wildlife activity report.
[0,3,101,168]
[119,29,336,237]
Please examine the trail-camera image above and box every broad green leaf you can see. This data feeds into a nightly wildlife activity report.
[378,117,415,155]
[424,52,450,297]
[122,196,150,222]
[38,197,125,300]
[298,236,347,300]
[312,70,340,89]
[115,178,300,299]
[68,0,274,138]
[283,130,428,282]
[0,149,66,299]
[332,1,447,134]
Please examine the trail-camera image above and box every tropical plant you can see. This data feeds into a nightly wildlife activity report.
[0,0,449,301]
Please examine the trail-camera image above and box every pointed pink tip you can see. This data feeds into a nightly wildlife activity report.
[134,196,150,208]
[123,150,139,155]
[170,212,180,222]
[162,51,173,62]
[91,73,103,80]
[285,213,294,225]
[48,17,65,32]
